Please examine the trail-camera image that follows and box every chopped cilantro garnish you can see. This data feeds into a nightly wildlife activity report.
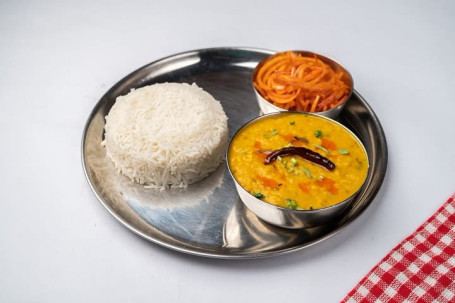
[314,130,322,138]
[285,199,298,210]
[252,192,265,199]
[338,148,350,155]
[290,157,298,166]
[356,158,363,169]
[302,167,312,179]
[290,121,295,125]
[294,136,308,143]
[314,143,330,155]
[264,129,278,138]
[258,148,274,153]
[285,161,294,172]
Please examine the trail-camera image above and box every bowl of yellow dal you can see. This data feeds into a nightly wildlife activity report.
[226,112,369,229]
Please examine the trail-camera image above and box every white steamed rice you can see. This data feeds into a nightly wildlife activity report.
[103,82,228,189]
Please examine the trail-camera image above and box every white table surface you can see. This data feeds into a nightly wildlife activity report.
[2,0,454,302]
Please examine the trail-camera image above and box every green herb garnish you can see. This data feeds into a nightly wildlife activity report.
[338,148,350,155]
[277,155,282,162]
[264,129,278,138]
[290,121,295,125]
[285,161,294,172]
[258,148,274,153]
[356,158,363,169]
[290,157,298,166]
[302,167,312,179]
[252,192,265,199]
[293,136,308,143]
[314,130,322,138]
[314,143,330,155]
[285,199,298,210]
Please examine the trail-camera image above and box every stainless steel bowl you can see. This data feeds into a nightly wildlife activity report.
[226,112,369,229]
[252,51,354,119]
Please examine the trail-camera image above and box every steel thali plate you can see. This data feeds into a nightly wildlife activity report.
[81,47,388,259]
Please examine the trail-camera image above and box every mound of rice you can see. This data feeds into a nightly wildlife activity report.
[103,82,228,189]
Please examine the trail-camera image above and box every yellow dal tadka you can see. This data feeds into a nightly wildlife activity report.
[228,113,369,210]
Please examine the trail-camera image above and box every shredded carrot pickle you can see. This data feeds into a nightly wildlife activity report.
[254,51,352,112]
[228,113,369,210]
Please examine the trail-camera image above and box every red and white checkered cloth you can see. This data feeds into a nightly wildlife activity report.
[342,193,455,303]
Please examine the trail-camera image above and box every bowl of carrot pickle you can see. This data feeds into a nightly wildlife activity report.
[253,51,353,118]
